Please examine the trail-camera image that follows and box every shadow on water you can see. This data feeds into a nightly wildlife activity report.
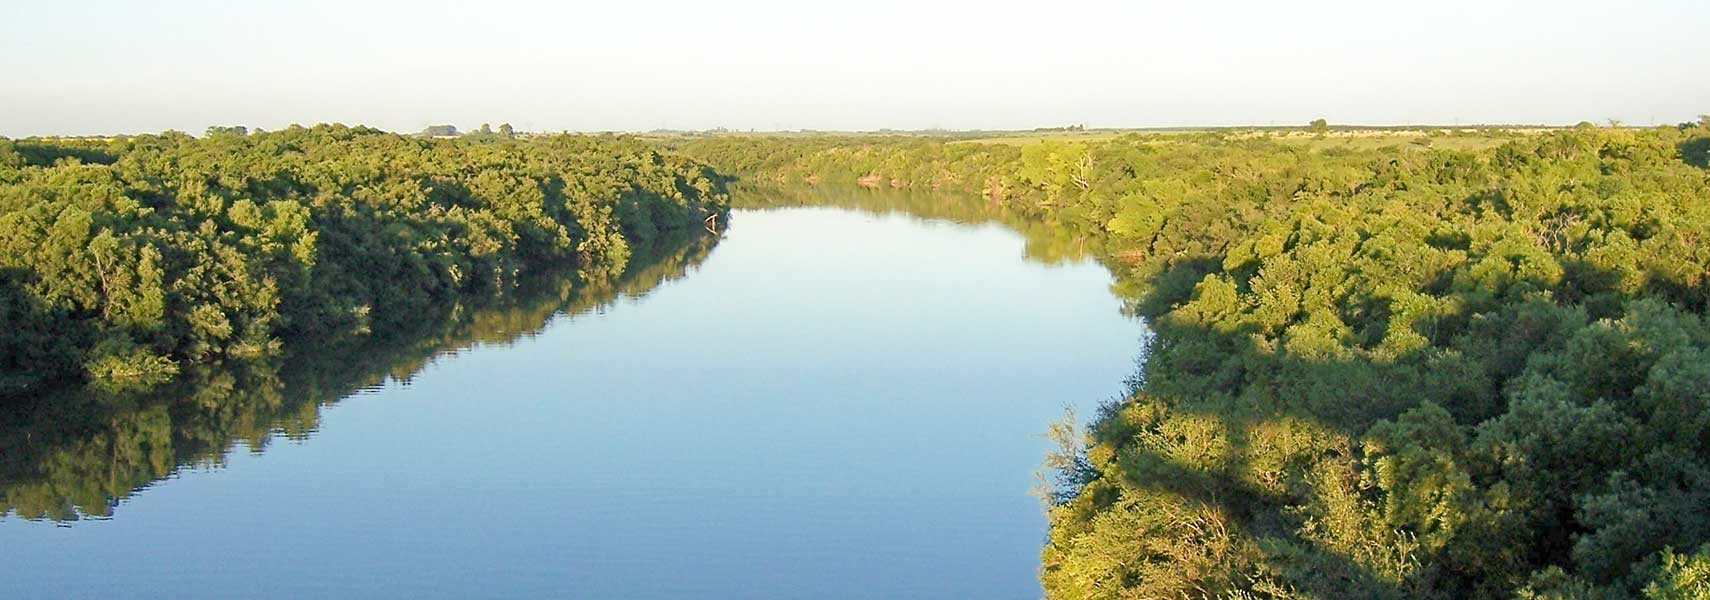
[0,231,720,521]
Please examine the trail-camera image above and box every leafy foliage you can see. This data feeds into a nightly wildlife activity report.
[683,123,1710,599]
[0,125,727,394]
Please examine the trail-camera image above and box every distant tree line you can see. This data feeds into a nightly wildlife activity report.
[419,123,518,139]
[676,122,1710,599]
[422,124,459,137]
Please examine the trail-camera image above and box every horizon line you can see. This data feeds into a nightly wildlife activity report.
[12,119,1691,140]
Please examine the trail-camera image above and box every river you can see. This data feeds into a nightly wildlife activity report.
[1,195,1148,598]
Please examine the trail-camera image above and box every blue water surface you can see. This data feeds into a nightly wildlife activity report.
[2,204,1147,599]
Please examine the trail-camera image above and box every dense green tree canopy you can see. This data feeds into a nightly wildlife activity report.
[0,125,727,395]
[680,123,1710,599]
[6,121,1710,597]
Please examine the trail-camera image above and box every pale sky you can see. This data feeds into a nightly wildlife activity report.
[2,0,1707,137]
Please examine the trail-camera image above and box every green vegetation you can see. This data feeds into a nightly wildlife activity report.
[0,125,727,396]
[679,122,1710,599]
[7,119,1710,596]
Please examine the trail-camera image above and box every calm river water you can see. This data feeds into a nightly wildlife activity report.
[1,200,1147,598]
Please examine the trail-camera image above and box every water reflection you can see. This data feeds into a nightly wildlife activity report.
[1,195,1146,599]
[733,184,1110,266]
[0,233,719,521]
